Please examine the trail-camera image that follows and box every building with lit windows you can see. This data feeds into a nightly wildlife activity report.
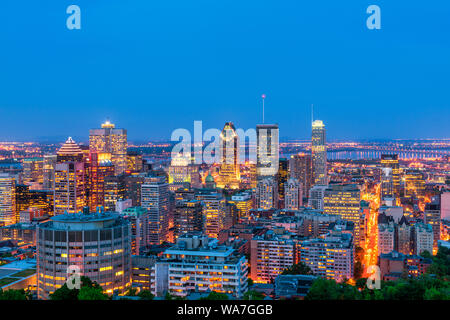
[289,153,312,199]
[404,169,425,198]
[54,138,86,216]
[141,176,169,245]
[168,154,191,191]
[87,152,115,212]
[424,201,441,252]
[89,121,127,175]
[396,216,412,255]
[104,174,127,212]
[0,174,16,226]
[277,158,289,209]
[256,176,278,210]
[217,122,240,189]
[15,184,53,221]
[381,154,401,198]
[36,211,132,299]
[196,190,226,239]
[323,184,362,243]
[284,178,302,210]
[43,155,57,190]
[308,184,327,210]
[173,200,203,239]
[126,151,143,173]
[413,222,434,255]
[150,233,248,298]
[119,206,148,255]
[311,120,327,186]
[250,230,297,283]
[256,124,279,178]
[378,221,395,255]
[299,229,353,282]
[230,192,253,219]
[22,157,44,187]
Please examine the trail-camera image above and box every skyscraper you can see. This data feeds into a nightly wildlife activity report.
[404,169,425,198]
[196,190,226,239]
[173,200,203,239]
[311,120,327,186]
[289,153,313,199]
[323,184,362,244]
[43,155,57,190]
[217,122,240,189]
[277,158,289,209]
[87,152,115,211]
[381,154,401,198]
[256,124,279,179]
[0,174,16,226]
[256,176,278,210]
[89,120,127,175]
[54,138,87,215]
[22,157,43,187]
[141,175,169,245]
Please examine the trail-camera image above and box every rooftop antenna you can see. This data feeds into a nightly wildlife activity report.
[261,94,266,124]
[311,104,314,124]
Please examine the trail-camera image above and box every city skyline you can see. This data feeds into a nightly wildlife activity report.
[0,1,449,305]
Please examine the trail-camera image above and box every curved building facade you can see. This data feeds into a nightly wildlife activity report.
[37,211,132,299]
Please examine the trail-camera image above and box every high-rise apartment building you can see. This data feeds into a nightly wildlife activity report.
[217,122,240,189]
[323,184,362,243]
[256,176,278,210]
[413,222,434,255]
[104,174,127,212]
[284,178,302,210]
[300,230,353,282]
[43,155,57,190]
[424,201,441,253]
[0,174,16,226]
[54,138,87,215]
[381,154,401,198]
[173,200,203,239]
[229,192,253,219]
[120,206,149,255]
[89,121,127,175]
[150,234,248,298]
[250,230,297,283]
[36,211,132,299]
[141,175,169,245]
[22,157,44,186]
[289,153,312,199]
[396,216,412,255]
[87,152,115,211]
[126,151,143,173]
[277,158,289,209]
[311,120,327,186]
[404,169,425,198]
[308,185,328,210]
[378,221,395,255]
[196,190,226,239]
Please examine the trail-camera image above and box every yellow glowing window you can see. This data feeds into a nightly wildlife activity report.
[100,266,113,272]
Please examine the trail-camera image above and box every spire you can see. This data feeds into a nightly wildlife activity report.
[261,94,266,124]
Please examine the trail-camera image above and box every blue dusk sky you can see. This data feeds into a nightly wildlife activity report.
[0,0,449,142]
